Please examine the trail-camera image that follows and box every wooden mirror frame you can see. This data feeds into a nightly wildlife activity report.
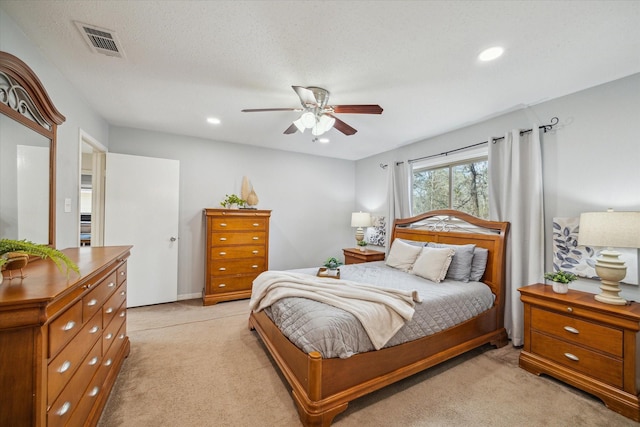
[0,51,65,247]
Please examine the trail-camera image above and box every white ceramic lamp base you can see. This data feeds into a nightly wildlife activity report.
[594,250,627,306]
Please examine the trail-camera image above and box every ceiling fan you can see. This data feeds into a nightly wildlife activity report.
[241,86,383,137]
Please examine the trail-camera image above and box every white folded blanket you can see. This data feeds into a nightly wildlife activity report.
[250,270,422,350]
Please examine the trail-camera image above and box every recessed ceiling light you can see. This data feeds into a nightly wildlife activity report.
[207,117,221,125]
[478,46,504,62]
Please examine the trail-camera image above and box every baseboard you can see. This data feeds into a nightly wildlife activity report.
[178,292,201,301]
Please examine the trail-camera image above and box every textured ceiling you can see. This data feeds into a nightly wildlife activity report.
[2,1,639,160]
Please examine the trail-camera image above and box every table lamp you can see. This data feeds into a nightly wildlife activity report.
[351,212,372,247]
[578,210,640,305]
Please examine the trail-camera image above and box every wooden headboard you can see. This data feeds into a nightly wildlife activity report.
[392,209,510,309]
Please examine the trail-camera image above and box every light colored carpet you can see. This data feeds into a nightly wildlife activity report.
[98,299,637,426]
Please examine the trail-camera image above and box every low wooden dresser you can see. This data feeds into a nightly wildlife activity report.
[0,246,131,426]
[203,208,271,305]
[519,283,640,421]
[342,247,385,265]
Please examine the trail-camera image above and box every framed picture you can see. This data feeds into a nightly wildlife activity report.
[365,215,386,247]
[552,217,639,285]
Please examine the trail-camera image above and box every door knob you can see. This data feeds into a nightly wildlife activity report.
[170,237,177,242]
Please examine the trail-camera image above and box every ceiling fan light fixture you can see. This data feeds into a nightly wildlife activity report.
[293,117,306,133]
[300,111,316,128]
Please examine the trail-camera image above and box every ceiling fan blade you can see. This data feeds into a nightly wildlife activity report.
[292,86,318,106]
[327,114,357,135]
[241,108,301,113]
[283,123,298,134]
[331,105,383,114]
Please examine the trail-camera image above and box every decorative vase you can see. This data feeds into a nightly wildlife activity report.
[552,281,569,294]
[247,189,259,207]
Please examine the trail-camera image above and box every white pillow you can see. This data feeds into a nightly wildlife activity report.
[385,239,423,271]
[412,247,455,283]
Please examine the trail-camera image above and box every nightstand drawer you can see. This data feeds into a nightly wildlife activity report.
[531,331,623,387]
[531,307,622,357]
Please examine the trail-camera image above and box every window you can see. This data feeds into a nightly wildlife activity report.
[411,147,489,219]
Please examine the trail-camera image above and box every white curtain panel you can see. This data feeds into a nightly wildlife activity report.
[386,160,411,251]
[489,128,544,346]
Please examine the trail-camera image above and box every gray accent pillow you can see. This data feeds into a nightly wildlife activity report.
[426,242,476,282]
[470,247,489,282]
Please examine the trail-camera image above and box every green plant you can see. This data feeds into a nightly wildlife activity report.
[357,240,368,247]
[544,270,577,284]
[323,257,343,270]
[0,239,79,275]
[220,194,246,208]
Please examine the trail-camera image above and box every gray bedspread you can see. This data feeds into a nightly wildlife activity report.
[263,261,495,359]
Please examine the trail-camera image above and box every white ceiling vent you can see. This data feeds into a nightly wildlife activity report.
[74,21,125,58]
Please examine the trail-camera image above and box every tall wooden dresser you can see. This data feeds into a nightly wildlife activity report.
[0,246,131,426]
[203,208,271,306]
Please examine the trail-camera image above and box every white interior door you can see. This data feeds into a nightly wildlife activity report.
[104,153,180,307]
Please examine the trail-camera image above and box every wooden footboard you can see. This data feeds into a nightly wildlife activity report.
[249,308,507,427]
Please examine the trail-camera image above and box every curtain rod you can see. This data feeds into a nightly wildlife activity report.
[380,117,559,169]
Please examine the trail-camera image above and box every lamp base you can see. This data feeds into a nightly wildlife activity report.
[354,227,365,246]
[593,250,627,306]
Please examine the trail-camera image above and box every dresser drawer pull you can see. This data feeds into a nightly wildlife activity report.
[219,237,227,241]
[252,250,259,254]
[252,223,260,227]
[563,326,579,334]
[119,311,126,318]
[219,267,226,271]
[89,326,100,334]
[252,236,259,240]
[252,265,258,269]
[88,386,100,397]
[105,307,114,314]
[57,360,72,373]
[120,271,126,276]
[104,358,113,367]
[219,284,226,288]
[564,352,579,361]
[566,307,573,313]
[56,402,71,416]
[62,321,76,331]
[88,356,99,366]
[120,290,126,296]
[105,333,114,340]
[220,223,227,227]
[87,298,98,307]
[119,333,126,340]
[108,281,116,288]
[219,252,227,256]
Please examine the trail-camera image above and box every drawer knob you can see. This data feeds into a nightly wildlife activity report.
[104,358,113,367]
[105,333,114,340]
[89,326,100,334]
[252,223,260,227]
[62,321,76,331]
[219,252,227,256]
[87,298,98,307]
[88,386,100,397]
[564,352,579,362]
[566,307,573,313]
[105,307,114,314]
[56,401,71,416]
[119,311,126,318]
[120,271,126,276]
[563,326,579,334]
[219,284,226,288]
[108,281,115,288]
[219,267,226,271]
[58,360,72,373]
[252,236,259,240]
[120,291,126,296]
[252,265,258,269]
[252,250,259,254]
[119,333,126,340]
[220,237,227,241]
[220,223,227,227]
[88,356,99,366]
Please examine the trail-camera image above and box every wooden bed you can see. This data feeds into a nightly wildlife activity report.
[248,209,510,426]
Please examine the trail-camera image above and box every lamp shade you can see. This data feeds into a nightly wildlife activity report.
[351,212,372,228]
[578,211,640,248]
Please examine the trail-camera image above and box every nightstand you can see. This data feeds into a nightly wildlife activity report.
[342,248,385,265]
[519,283,640,422]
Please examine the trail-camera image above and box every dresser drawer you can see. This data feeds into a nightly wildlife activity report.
[83,271,118,321]
[209,275,258,294]
[210,245,265,260]
[210,258,266,276]
[103,301,126,355]
[49,301,83,358]
[211,231,266,246]
[531,331,623,387]
[209,217,267,231]
[104,283,127,328]
[47,310,102,407]
[531,307,622,357]
[116,262,127,286]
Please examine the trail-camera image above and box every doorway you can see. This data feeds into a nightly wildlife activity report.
[78,130,106,247]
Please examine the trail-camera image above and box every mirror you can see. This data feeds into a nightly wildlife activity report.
[0,51,65,247]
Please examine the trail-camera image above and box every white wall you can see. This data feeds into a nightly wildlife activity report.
[1,9,110,249]
[108,127,355,299]
[356,73,640,301]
